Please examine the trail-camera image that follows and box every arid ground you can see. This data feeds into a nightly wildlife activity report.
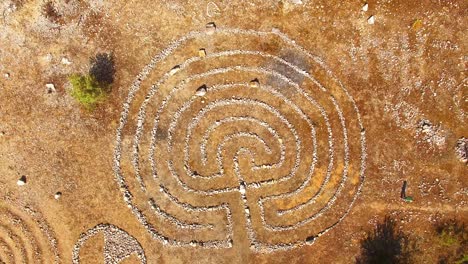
[0,0,466,263]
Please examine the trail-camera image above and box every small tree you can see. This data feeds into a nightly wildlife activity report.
[69,53,115,109]
[357,216,416,264]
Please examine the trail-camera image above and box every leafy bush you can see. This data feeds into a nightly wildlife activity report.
[69,53,115,109]
[69,74,106,109]
[356,216,416,264]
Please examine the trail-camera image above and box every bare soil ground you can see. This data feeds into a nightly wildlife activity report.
[0,0,466,263]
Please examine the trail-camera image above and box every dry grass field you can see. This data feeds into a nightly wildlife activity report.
[0,0,466,263]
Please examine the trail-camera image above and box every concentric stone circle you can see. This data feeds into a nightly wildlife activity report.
[114,26,367,253]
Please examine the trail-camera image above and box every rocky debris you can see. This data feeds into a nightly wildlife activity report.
[4,73,10,79]
[362,3,368,12]
[206,22,216,35]
[45,83,56,93]
[17,175,27,186]
[367,15,375,24]
[455,138,467,163]
[416,119,446,150]
[73,224,146,264]
[54,192,62,200]
[195,85,207,97]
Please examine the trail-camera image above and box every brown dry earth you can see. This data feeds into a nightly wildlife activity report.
[0,0,466,263]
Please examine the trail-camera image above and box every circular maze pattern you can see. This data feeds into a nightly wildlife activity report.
[114,26,367,252]
[0,199,60,263]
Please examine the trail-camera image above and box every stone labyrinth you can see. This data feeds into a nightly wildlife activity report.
[114,25,367,253]
[0,198,60,263]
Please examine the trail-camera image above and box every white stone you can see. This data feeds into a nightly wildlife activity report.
[206,22,216,35]
[245,208,250,214]
[250,79,259,88]
[17,176,26,186]
[362,3,368,12]
[367,15,375,24]
[290,0,303,4]
[61,57,72,65]
[4,73,10,78]
[46,83,56,93]
[54,192,62,200]
[198,49,206,57]
[239,184,246,195]
[169,65,180,75]
[195,86,207,97]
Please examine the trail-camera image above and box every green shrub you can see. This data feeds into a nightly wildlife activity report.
[435,218,467,264]
[69,53,115,110]
[436,218,466,247]
[69,74,106,109]
[454,254,468,264]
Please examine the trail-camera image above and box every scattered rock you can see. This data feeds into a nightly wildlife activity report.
[305,235,316,244]
[195,85,207,97]
[416,119,446,149]
[250,79,260,88]
[239,181,246,195]
[54,192,62,200]
[367,15,375,24]
[362,3,368,12]
[4,73,10,79]
[169,65,180,75]
[17,176,27,186]
[206,22,216,35]
[43,53,53,62]
[61,57,72,65]
[45,83,56,93]
[198,48,206,57]
[455,137,468,164]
